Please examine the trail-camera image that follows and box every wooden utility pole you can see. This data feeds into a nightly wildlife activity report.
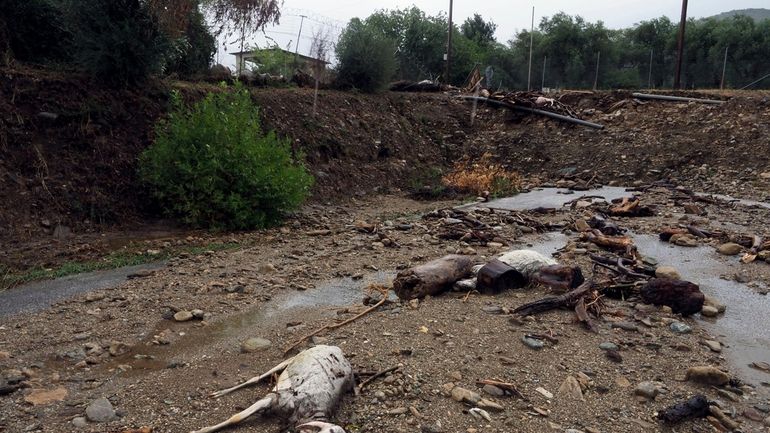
[294,15,307,64]
[541,56,547,90]
[445,0,453,84]
[527,6,534,91]
[648,49,653,89]
[674,0,688,89]
[593,51,600,90]
[720,45,729,90]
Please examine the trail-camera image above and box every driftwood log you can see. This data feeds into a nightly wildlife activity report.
[640,278,704,316]
[192,345,353,433]
[533,265,585,292]
[393,255,473,300]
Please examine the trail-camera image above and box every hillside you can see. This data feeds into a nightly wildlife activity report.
[711,8,770,21]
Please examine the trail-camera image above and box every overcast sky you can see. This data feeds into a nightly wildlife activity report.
[217,0,767,68]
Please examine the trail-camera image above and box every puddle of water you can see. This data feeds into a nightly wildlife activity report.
[115,272,395,375]
[515,229,770,389]
[632,235,770,388]
[696,192,770,211]
[483,186,634,211]
[0,263,166,317]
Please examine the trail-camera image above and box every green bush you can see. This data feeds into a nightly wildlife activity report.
[140,86,314,230]
[0,0,71,63]
[66,0,169,86]
[335,18,397,92]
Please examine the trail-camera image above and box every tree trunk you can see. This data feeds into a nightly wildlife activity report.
[393,255,473,300]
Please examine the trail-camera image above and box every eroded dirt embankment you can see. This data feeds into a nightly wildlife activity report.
[2,67,770,272]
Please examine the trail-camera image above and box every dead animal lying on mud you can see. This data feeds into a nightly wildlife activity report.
[191,345,353,433]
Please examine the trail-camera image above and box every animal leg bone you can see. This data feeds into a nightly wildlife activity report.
[190,394,276,433]
[210,357,293,398]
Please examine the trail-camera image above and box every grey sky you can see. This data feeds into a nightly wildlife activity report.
[217,0,767,68]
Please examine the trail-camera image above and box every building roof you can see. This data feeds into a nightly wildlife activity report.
[230,47,329,65]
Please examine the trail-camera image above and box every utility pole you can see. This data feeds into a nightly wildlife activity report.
[527,6,534,91]
[593,51,600,91]
[445,0,453,84]
[674,0,688,89]
[294,15,307,64]
[648,49,653,89]
[720,45,729,90]
[541,56,547,90]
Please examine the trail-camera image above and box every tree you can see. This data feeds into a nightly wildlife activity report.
[461,14,497,46]
[335,18,396,92]
[165,7,217,77]
[309,28,332,116]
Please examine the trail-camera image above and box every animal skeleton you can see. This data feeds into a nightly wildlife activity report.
[191,345,354,433]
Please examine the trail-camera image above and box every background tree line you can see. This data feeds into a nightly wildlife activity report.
[336,7,770,91]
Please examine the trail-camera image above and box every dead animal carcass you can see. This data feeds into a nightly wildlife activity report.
[496,250,557,278]
[640,278,704,316]
[191,345,353,433]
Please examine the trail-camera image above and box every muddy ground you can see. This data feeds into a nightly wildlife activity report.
[1,184,770,433]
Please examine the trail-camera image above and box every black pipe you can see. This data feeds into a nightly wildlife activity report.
[459,96,605,130]
[631,93,725,105]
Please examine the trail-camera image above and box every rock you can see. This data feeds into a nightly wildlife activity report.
[535,387,553,399]
[0,351,10,360]
[669,322,692,334]
[85,292,105,302]
[671,234,697,247]
[477,398,504,412]
[764,416,770,427]
[685,366,730,386]
[761,172,770,180]
[451,386,481,404]
[557,376,583,399]
[611,322,638,331]
[85,397,116,423]
[108,342,130,357]
[717,243,742,256]
[700,305,719,317]
[240,337,271,353]
[522,335,545,350]
[23,387,68,406]
[191,309,205,320]
[482,384,505,397]
[703,340,722,352]
[743,407,765,421]
[641,278,704,316]
[633,381,660,400]
[655,266,681,280]
[173,311,193,322]
[703,295,726,313]
[599,342,619,351]
[72,416,88,428]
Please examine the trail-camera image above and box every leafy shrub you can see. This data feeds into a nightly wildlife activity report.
[0,0,71,63]
[335,18,397,92]
[140,86,314,230]
[66,0,169,86]
[164,8,217,78]
[442,153,521,197]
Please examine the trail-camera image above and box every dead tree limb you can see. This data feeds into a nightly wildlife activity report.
[284,287,390,355]
[357,366,399,392]
[513,280,593,316]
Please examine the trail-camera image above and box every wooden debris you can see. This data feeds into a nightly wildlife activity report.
[606,198,654,217]
[357,366,399,392]
[393,255,473,300]
[657,395,710,424]
[533,265,585,292]
[476,260,526,295]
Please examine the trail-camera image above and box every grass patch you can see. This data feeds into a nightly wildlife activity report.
[0,242,240,292]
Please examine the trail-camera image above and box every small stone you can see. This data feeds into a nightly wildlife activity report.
[477,398,504,412]
[764,416,770,427]
[451,386,481,404]
[387,407,408,415]
[672,234,697,247]
[535,387,553,399]
[85,292,105,302]
[633,381,660,400]
[173,311,193,322]
[655,266,681,280]
[522,335,545,350]
[448,371,463,381]
[669,322,692,334]
[72,417,88,428]
[703,340,722,352]
[565,430,586,433]
[191,309,205,320]
[685,366,730,386]
[611,322,639,331]
[0,351,10,360]
[108,342,130,357]
[557,376,583,399]
[703,295,726,313]
[482,384,505,397]
[701,306,719,317]
[599,342,618,351]
[24,387,68,406]
[240,337,271,353]
[85,397,116,423]
[717,243,742,256]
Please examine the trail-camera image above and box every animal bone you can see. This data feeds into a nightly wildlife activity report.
[191,345,353,433]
